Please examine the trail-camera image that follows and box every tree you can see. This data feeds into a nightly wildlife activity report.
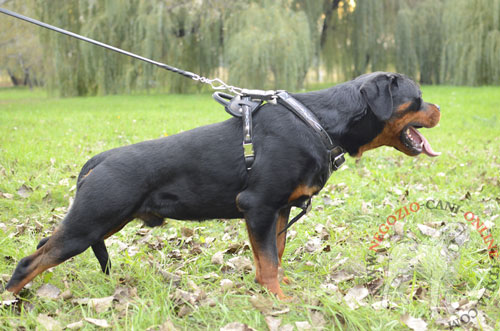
[0,1,44,87]
[224,0,313,90]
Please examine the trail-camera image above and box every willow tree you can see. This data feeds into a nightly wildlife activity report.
[0,1,43,87]
[224,0,313,90]
[395,0,443,84]
[441,0,500,85]
[394,8,417,80]
[39,0,230,95]
[39,1,87,96]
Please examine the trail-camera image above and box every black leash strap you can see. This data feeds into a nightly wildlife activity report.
[0,8,196,80]
[278,200,312,235]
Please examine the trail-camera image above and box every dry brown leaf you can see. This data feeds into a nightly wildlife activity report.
[220,279,234,291]
[331,270,354,283]
[227,256,253,272]
[177,305,193,317]
[66,320,85,329]
[295,321,312,330]
[60,289,73,300]
[113,286,137,303]
[17,184,33,198]
[250,295,273,314]
[265,316,281,331]
[417,224,439,238]
[84,317,111,328]
[36,283,61,299]
[181,227,194,237]
[0,192,14,199]
[344,285,369,309]
[310,311,326,328]
[400,313,427,331]
[394,222,405,236]
[37,314,62,331]
[220,322,256,331]
[278,324,294,331]
[153,320,177,331]
[212,251,225,265]
[88,296,114,313]
[305,237,322,253]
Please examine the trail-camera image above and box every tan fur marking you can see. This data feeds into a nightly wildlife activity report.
[288,184,320,203]
[82,169,93,179]
[356,104,440,157]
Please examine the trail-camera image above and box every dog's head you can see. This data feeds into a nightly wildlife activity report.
[341,72,441,157]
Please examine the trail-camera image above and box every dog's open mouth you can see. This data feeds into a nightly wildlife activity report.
[400,124,441,157]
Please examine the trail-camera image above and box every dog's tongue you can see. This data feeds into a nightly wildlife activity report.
[409,127,441,157]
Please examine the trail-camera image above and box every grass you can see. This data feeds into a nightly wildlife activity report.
[0,86,499,330]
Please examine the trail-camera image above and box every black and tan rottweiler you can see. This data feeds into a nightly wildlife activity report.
[5,72,440,298]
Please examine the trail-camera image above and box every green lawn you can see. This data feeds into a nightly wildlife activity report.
[0,86,499,330]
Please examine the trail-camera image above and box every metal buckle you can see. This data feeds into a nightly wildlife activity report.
[330,147,345,171]
[243,142,254,158]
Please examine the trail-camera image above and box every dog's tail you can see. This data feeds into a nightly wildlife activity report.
[76,150,113,188]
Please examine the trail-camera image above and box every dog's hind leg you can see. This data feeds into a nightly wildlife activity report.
[5,223,95,294]
[91,241,110,274]
[36,236,111,275]
[36,237,50,249]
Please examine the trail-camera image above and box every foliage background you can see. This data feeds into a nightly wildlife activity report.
[1,0,500,96]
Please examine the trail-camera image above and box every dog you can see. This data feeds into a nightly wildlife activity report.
[5,72,440,298]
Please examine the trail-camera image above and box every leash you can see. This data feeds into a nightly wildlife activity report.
[1,7,345,233]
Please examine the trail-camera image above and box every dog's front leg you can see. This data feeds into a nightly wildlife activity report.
[276,207,291,285]
[244,206,285,299]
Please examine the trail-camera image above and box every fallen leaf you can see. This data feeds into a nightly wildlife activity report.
[400,313,427,331]
[278,325,294,331]
[220,279,234,291]
[331,270,354,283]
[177,305,193,317]
[88,296,114,313]
[295,321,311,330]
[310,311,326,328]
[212,251,225,265]
[417,224,439,238]
[227,256,253,272]
[60,289,73,300]
[250,295,273,314]
[305,237,322,253]
[84,318,110,328]
[394,222,405,236]
[66,320,84,329]
[181,227,194,237]
[344,285,369,309]
[37,314,62,331]
[17,184,33,198]
[220,322,256,331]
[36,283,61,299]
[113,286,137,303]
[155,320,178,331]
[0,192,14,199]
[265,316,281,331]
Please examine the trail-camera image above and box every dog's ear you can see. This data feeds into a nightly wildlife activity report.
[360,74,395,121]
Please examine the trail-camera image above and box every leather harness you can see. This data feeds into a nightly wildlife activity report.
[213,90,345,234]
